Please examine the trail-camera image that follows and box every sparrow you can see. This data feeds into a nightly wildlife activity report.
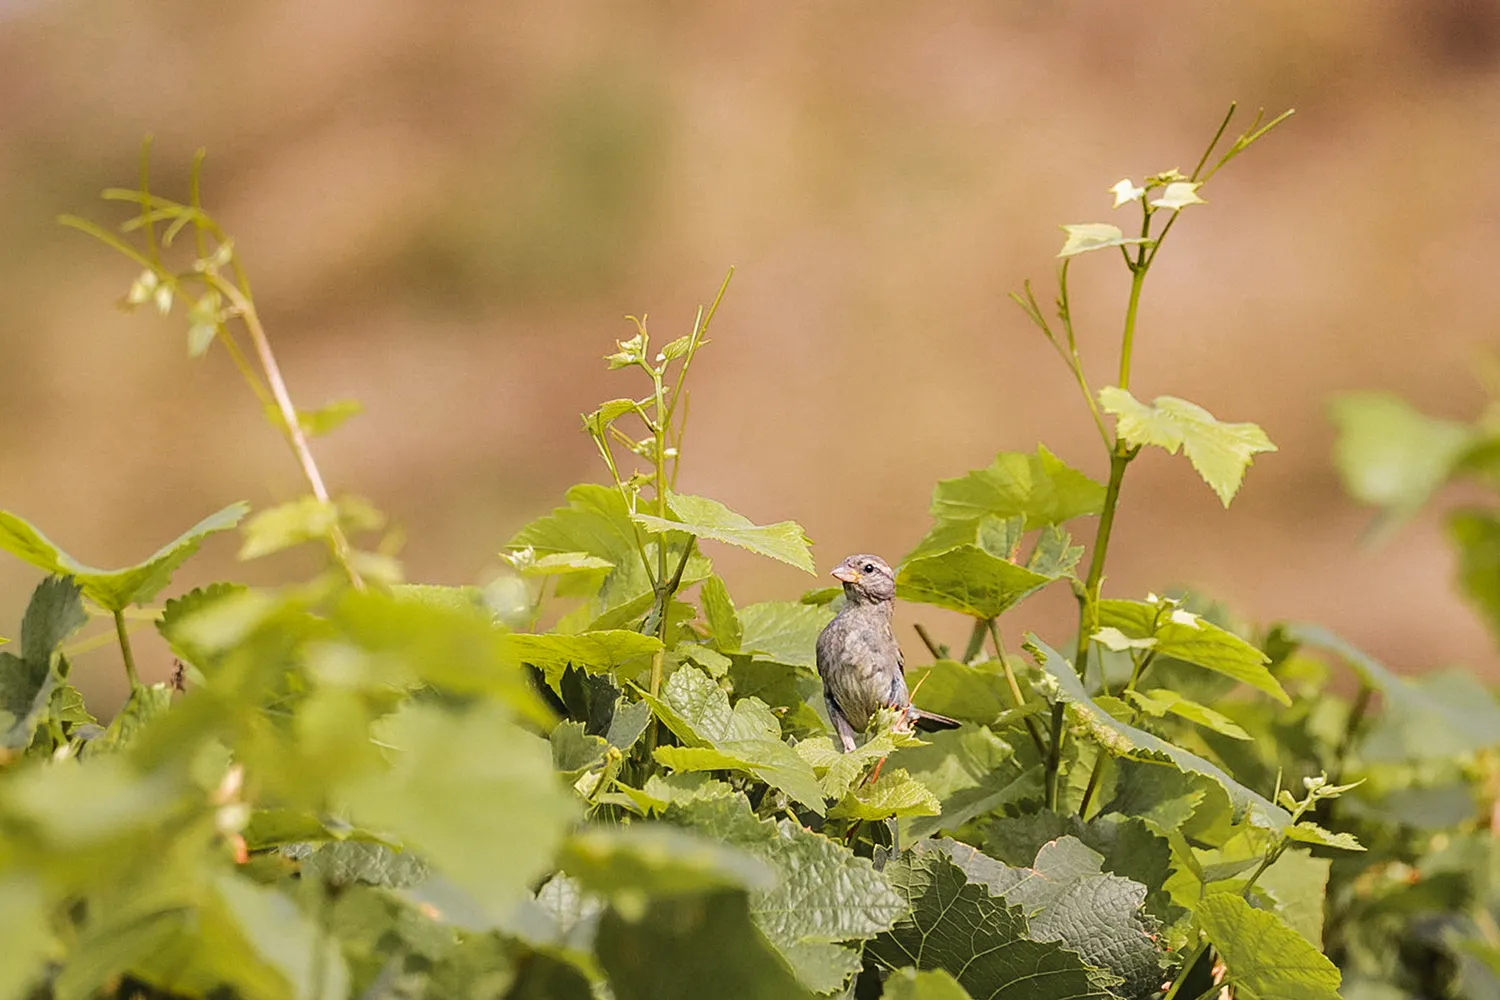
[816,553,961,752]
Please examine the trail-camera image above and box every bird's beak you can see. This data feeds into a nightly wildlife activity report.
[831,565,859,583]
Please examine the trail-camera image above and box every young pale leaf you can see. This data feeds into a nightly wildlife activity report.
[1330,392,1471,518]
[1026,636,1289,830]
[633,493,815,573]
[1195,892,1342,1000]
[1093,627,1156,652]
[0,503,249,611]
[1099,387,1276,506]
[1057,223,1151,259]
[1150,181,1206,210]
[342,701,578,920]
[1128,688,1253,741]
[928,445,1106,530]
[585,397,646,430]
[1109,179,1145,208]
[868,846,1119,1000]
[1098,599,1289,705]
[1284,821,1365,852]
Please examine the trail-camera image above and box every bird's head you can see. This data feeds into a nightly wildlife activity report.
[831,553,896,605]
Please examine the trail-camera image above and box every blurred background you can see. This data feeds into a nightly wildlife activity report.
[2,0,1499,710]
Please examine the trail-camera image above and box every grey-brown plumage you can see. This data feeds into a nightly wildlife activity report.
[816,553,960,752]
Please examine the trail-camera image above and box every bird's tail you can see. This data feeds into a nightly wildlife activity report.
[909,707,961,732]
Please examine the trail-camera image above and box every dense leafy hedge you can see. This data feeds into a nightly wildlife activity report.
[2,107,1498,1000]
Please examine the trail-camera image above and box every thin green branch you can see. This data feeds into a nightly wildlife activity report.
[1190,102,1239,181]
[113,609,140,689]
[913,623,946,660]
[989,617,1047,757]
[205,273,364,591]
[961,618,988,664]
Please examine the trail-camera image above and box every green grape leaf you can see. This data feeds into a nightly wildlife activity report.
[508,484,654,610]
[633,492,815,573]
[1284,624,1500,760]
[238,495,382,560]
[897,540,1057,620]
[504,630,663,687]
[868,845,1119,1000]
[1450,510,1500,642]
[212,874,351,1000]
[0,503,248,611]
[550,720,611,775]
[294,841,430,889]
[901,660,1016,726]
[506,550,615,577]
[1057,223,1151,259]
[596,891,816,1000]
[887,726,1037,842]
[885,968,977,1000]
[796,729,929,800]
[1026,636,1288,830]
[1330,391,1471,518]
[669,795,904,994]
[559,824,774,902]
[1284,822,1365,852]
[737,601,833,669]
[90,682,173,754]
[1100,388,1276,506]
[653,743,824,814]
[1098,599,1289,705]
[1128,688,1252,740]
[929,445,1105,530]
[1258,849,1330,949]
[1195,892,1342,1000]
[934,837,1163,999]
[699,575,743,652]
[0,576,87,752]
[342,701,578,920]
[0,876,51,1000]
[828,768,942,821]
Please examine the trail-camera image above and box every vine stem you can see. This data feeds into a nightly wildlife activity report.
[1047,447,1133,810]
[114,609,140,689]
[1161,939,1211,1000]
[209,275,364,591]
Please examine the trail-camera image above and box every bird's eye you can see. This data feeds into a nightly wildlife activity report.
[862,562,876,573]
